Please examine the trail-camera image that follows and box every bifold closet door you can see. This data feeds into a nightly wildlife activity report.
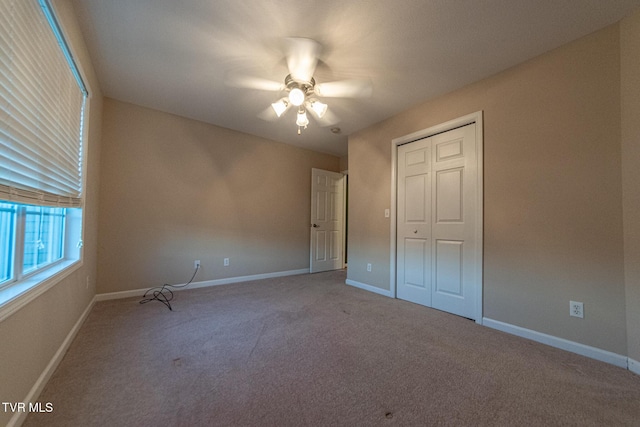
[396,123,479,320]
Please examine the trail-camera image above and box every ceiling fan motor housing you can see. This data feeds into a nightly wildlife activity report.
[285,74,316,98]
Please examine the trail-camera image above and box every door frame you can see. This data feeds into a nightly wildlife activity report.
[390,111,484,324]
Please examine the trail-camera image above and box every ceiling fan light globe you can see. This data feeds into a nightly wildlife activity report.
[296,110,309,127]
[311,100,327,118]
[289,87,305,106]
[271,100,288,117]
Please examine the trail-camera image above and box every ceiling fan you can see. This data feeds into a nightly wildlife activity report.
[227,37,372,135]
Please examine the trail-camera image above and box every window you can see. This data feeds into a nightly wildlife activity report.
[0,202,16,284]
[0,203,77,290]
[0,0,88,308]
[23,205,66,275]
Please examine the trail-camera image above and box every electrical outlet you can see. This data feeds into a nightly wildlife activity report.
[194,260,201,269]
[570,301,584,318]
[367,263,372,272]
[224,258,230,267]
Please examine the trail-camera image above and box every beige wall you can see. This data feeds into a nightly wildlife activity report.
[339,155,349,172]
[98,99,340,294]
[0,1,103,425]
[348,24,629,355]
[621,9,640,364]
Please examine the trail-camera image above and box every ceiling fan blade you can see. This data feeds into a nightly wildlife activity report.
[307,104,339,127]
[284,37,321,83]
[315,79,373,98]
[225,73,284,91]
[257,106,279,122]
[316,109,340,127]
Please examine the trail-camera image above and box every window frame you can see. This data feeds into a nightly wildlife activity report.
[0,205,83,318]
[0,201,17,284]
[0,203,72,291]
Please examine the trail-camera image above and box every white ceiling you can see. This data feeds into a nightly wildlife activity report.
[71,0,640,157]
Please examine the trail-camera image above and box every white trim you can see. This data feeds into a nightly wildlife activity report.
[629,358,640,375]
[345,279,393,298]
[483,317,628,369]
[390,140,398,299]
[390,111,484,322]
[95,288,148,301]
[7,296,95,427]
[342,173,347,270]
[96,268,310,301]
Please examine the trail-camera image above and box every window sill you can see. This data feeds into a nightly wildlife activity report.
[0,259,82,322]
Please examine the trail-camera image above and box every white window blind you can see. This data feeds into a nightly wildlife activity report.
[0,0,87,208]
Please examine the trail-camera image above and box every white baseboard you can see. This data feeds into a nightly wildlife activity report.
[629,358,640,375]
[8,297,95,427]
[345,279,393,297]
[483,317,628,369]
[96,268,310,302]
[95,288,146,301]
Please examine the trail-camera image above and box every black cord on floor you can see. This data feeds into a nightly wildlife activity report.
[139,265,200,311]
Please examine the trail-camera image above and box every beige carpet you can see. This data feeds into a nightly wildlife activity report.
[24,270,640,426]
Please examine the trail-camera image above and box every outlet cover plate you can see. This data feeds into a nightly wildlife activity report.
[570,301,584,318]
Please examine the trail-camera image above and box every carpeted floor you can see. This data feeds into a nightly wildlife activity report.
[24,270,640,426]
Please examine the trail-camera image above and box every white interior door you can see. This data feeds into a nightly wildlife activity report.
[397,138,432,306]
[430,124,478,318]
[310,168,345,273]
[396,123,480,320]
